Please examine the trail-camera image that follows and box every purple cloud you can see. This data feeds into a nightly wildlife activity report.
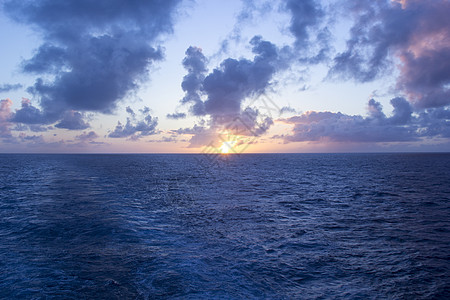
[0,99,13,138]
[281,97,450,144]
[329,0,450,108]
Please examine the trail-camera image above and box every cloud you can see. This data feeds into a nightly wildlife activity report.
[1,99,52,143]
[281,98,414,143]
[10,95,89,131]
[236,0,274,25]
[170,125,221,148]
[281,97,450,144]
[0,83,22,93]
[18,133,45,144]
[2,0,182,121]
[76,131,98,141]
[109,107,158,139]
[280,106,297,115]
[171,124,205,135]
[217,0,274,55]
[390,96,413,125]
[283,0,330,62]
[416,107,450,139]
[222,106,274,136]
[55,110,90,130]
[74,130,106,145]
[0,99,13,138]
[11,98,49,124]
[203,36,282,118]
[166,112,186,120]
[181,37,284,119]
[367,98,385,119]
[173,1,336,149]
[147,136,179,143]
[176,36,288,147]
[329,0,450,108]
[180,46,208,116]
[183,127,220,148]
[13,123,51,132]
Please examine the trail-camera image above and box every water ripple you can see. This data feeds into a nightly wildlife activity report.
[0,153,449,299]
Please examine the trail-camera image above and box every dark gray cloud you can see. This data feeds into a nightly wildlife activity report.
[166,112,187,120]
[0,83,23,93]
[221,0,330,63]
[2,0,182,123]
[76,131,99,142]
[329,0,450,108]
[203,36,280,118]
[367,98,385,119]
[24,37,162,116]
[329,0,409,82]
[177,37,287,147]
[11,98,89,130]
[284,0,330,63]
[280,106,297,115]
[281,97,450,143]
[18,133,45,144]
[180,46,208,116]
[398,41,450,108]
[55,111,90,130]
[10,98,49,124]
[416,107,450,139]
[13,123,50,132]
[180,37,284,120]
[171,124,206,135]
[126,106,136,117]
[109,107,158,139]
[390,96,413,125]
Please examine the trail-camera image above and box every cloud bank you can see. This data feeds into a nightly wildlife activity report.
[281,97,450,144]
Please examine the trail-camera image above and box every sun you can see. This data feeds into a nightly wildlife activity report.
[219,140,236,154]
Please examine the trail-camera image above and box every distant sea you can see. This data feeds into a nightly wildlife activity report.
[0,153,449,299]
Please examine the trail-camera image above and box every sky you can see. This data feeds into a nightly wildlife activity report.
[0,0,449,153]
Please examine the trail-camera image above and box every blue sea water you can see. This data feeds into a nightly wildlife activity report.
[0,153,449,299]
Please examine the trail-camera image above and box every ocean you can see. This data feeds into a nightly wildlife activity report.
[0,153,449,299]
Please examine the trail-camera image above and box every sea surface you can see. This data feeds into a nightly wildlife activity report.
[0,153,449,299]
